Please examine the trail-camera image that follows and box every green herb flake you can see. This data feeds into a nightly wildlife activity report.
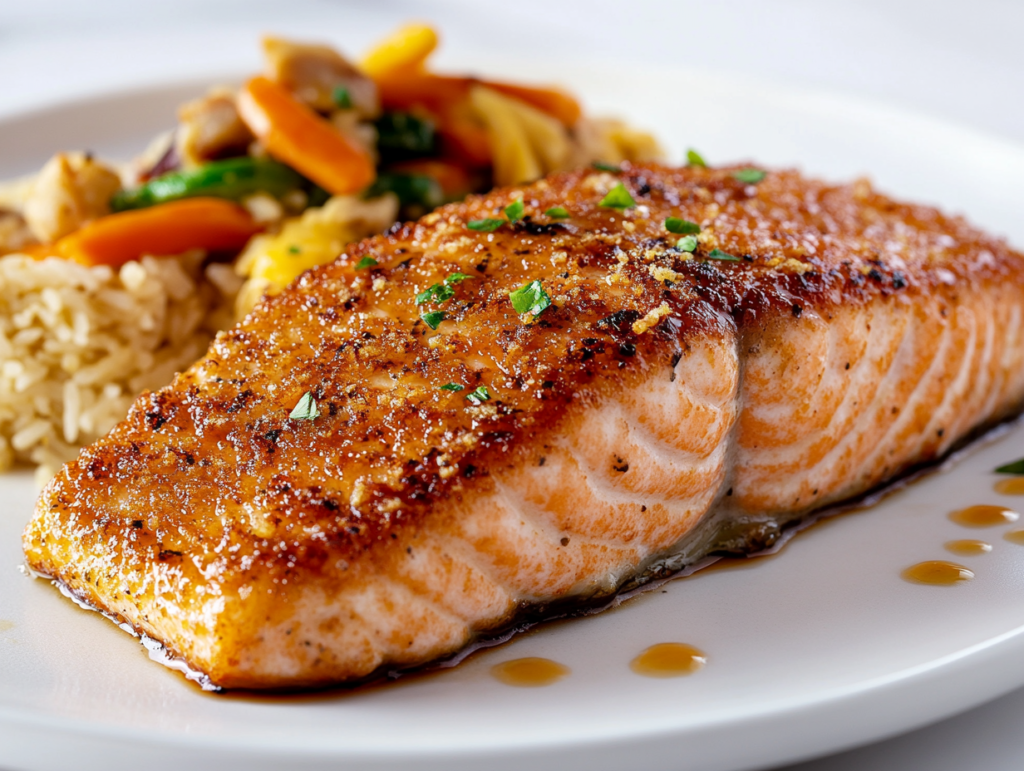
[665,217,700,235]
[416,283,455,305]
[676,235,698,252]
[504,198,525,223]
[509,279,552,317]
[686,149,707,167]
[466,385,490,404]
[444,272,473,285]
[733,168,767,184]
[289,391,320,421]
[332,86,353,109]
[421,310,446,329]
[707,248,740,262]
[355,256,378,269]
[545,206,570,219]
[996,458,1024,474]
[439,383,464,392]
[287,245,302,255]
[592,161,622,173]
[599,183,636,210]
[467,218,505,232]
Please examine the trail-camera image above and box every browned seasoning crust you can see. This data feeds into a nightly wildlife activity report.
[24,163,1024,687]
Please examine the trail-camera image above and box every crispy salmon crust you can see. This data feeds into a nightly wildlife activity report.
[24,163,1024,688]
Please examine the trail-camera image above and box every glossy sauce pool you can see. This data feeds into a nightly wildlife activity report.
[944,539,993,556]
[902,560,974,585]
[490,657,570,687]
[949,505,1020,527]
[630,643,706,678]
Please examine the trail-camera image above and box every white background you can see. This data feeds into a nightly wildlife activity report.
[1,0,1023,768]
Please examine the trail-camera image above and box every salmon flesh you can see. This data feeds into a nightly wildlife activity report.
[23,164,1024,689]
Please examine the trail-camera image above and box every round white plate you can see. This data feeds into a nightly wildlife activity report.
[2,63,1024,771]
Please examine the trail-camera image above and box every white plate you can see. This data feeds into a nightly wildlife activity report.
[2,64,1024,771]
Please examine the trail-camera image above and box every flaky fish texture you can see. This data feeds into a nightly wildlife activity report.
[24,163,1024,689]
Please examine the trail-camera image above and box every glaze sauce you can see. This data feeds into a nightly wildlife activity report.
[630,643,706,678]
[949,505,1020,527]
[902,560,974,585]
[944,539,992,556]
[1003,530,1024,546]
[995,478,1024,495]
[491,657,569,687]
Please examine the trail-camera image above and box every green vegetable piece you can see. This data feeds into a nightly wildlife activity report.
[374,111,437,160]
[996,458,1024,474]
[677,235,698,252]
[467,218,505,232]
[288,245,302,255]
[465,385,490,404]
[686,149,707,167]
[289,392,320,421]
[416,283,455,305]
[364,173,443,209]
[733,168,767,184]
[599,183,636,210]
[110,157,305,212]
[665,217,700,235]
[592,161,622,173]
[355,256,378,269]
[504,198,525,223]
[707,248,740,262]
[444,272,472,285]
[509,279,551,317]
[421,310,446,329]
[439,383,464,392]
[332,86,353,109]
[545,206,570,219]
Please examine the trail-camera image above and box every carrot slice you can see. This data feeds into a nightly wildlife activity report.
[360,23,439,79]
[237,76,375,195]
[56,198,261,267]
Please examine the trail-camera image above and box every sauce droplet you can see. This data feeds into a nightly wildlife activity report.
[949,505,1020,527]
[995,478,1024,495]
[0,620,13,633]
[944,539,993,556]
[630,643,706,678]
[1003,530,1024,546]
[491,657,570,687]
[902,560,974,585]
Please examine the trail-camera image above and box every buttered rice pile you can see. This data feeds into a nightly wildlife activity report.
[0,253,240,485]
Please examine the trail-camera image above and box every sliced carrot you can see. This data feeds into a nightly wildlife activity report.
[56,198,261,267]
[389,159,472,198]
[237,76,375,196]
[485,82,582,127]
[360,23,439,79]
[435,102,493,167]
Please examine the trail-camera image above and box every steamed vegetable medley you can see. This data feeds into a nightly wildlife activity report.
[0,24,662,317]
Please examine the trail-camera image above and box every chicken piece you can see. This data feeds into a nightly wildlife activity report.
[176,88,255,168]
[0,209,37,254]
[24,164,1024,689]
[263,36,380,118]
[23,152,122,243]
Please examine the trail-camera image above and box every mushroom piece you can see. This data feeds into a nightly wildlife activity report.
[176,88,255,168]
[262,36,380,119]
[23,152,122,243]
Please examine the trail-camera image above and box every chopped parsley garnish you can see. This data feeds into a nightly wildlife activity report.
[416,283,455,305]
[545,206,570,219]
[504,198,525,223]
[599,183,636,210]
[733,168,767,184]
[665,217,700,235]
[444,272,473,285]
[509,279,552,317]
[287,245,302,255]
[467,218,505,232]
[289,392,320,421]
[707,248,740,262]
[332,86,353,109]
[686,148,707,167]
[439,383,464,392]
[996,458,1024,474]
[676,235,698,252]
[355,256,378,269]
[592,161,622,173]
[466,385,490,404]
[421,310,446,329]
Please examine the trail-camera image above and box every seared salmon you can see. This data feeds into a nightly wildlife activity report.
[23,164,1024,689]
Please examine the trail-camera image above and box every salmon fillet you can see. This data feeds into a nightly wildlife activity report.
[23,163,1024,689]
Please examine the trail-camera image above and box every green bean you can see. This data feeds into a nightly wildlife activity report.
[111,157,305,212]
[373,112,437,162]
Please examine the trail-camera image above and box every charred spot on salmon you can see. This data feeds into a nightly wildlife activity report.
[613,456,630,473]
[597,309,641,334]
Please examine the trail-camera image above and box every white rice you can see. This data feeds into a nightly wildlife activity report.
[0,251,241,485]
